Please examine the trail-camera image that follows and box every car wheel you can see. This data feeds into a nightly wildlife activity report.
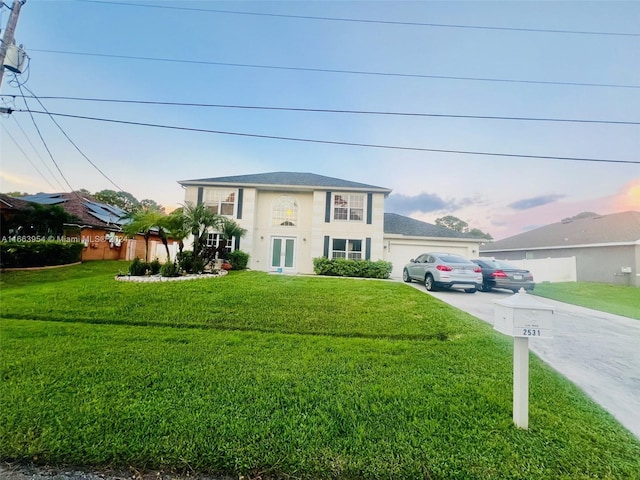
[402,269,412,283]
[480,282,492,292]
[464,288,476,293]
[424,274,436,291]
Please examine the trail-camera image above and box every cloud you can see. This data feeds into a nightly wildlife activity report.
[508,194,565,210]
[613,179,640,211]
[385,193,458,214]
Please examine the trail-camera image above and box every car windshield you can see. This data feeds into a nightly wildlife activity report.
[482,259,518,269]
[438,255,469,263]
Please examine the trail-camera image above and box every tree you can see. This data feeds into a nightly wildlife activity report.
[94,190,141,213]
[435,215,469,233]
[3,191,30,197]
[182,202,223,260]
[139,198,165,214]
[164,208,190,256]
[467,228,493,241]
[121,210,168,262]
[214,217,247,260]
[562,212,599,222]
[3,203,79,238]
[435,215,493,240]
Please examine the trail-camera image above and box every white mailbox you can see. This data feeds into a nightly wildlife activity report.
[494,289,553,338]
[493,288,554,430]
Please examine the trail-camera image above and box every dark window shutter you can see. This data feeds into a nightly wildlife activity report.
[325,192,332,223]
[197,187,203,205]
[237,188,243,219]
[323,236,330,257]
[365,237,371,260]
[366,193,373,224]
[234,236,240,250]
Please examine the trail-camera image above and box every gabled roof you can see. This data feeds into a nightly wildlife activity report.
[179,171,392,194]
[384,213,480,240]
[482,211,640,252]
[17,192,130,230]
[0,194,33,210]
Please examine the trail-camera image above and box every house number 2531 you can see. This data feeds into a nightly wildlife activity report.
[522,328,541,336]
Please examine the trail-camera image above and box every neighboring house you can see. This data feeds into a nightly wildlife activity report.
[178,172,483,276]
[0,194,33,230]
[481,211,640,287]
[2,192,144,261]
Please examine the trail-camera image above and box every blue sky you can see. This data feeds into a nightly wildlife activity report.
[1,0,638,239]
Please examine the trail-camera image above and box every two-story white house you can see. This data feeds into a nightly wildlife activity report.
[179,172,391,274]
[178,171,483,276]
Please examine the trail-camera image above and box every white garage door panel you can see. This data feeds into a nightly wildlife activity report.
[387,242,470,279]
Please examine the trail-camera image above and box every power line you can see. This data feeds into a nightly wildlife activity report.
[8,110,67,190]
[0,123,60,190]
[29,49,640,90]
[76,0,640,37]
[14,108,639,165]
[16,84,79,196]
[6,94,638,125]
[18,85,127,192]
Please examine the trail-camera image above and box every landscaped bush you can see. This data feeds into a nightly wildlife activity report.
[177,251,205,274]
[149,258,162,275]
[128,257,151,276]
[160,261,180,277]
[228,250,249,270]
[313,257,393,279]
[0,241,83,268]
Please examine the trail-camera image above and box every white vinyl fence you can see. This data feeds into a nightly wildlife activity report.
[496,257,576,283]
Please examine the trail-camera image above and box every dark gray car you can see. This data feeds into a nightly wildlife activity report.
[403,252,483,293]
[470,258,535,292]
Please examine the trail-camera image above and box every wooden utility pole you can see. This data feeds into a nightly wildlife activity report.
[0,0,25,89]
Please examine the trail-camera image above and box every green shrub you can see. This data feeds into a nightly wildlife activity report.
[313,257,392,279]
[0,241,83,268]
[160,261,180,277]
[228,250,249,270]
[149,258,162,275]
[128,257,151,276]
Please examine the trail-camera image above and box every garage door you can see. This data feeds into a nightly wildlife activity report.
[386,242,471,279]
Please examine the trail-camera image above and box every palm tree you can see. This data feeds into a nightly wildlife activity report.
[121,210,168,262]
[217,217,247,259]
[164,208,190,256]
[182,202,223,260]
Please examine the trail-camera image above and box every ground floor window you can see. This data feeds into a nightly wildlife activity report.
[332,238,362,260]
[206,233,233,258]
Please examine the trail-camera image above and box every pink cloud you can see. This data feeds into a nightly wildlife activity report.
[489,178,640,240]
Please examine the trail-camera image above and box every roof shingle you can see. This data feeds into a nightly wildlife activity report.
[179,171,392,193]
[482,211,640,251]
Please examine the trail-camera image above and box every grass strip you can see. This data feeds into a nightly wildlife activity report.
[1,262,639,479]
[532,282,640,320]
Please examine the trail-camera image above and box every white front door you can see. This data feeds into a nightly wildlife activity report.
[271,237,296,271]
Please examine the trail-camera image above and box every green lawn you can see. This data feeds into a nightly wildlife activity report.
[1,262,639,479]
[532,282,640,320]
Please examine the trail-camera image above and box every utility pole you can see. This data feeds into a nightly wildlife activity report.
[0,0,25,89]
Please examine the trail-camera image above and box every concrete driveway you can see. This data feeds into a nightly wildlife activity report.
[404,282,640,439]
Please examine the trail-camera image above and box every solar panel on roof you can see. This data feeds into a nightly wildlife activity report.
[20,193,68,205]
[83,201,129,226]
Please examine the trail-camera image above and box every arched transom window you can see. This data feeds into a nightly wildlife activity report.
[272,196,298,227]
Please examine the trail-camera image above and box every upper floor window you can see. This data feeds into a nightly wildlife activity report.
[333,194,364,221]
[272,196,298,227]
[205,189,236,216]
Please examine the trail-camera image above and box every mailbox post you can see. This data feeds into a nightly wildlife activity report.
[494,289,553,429]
